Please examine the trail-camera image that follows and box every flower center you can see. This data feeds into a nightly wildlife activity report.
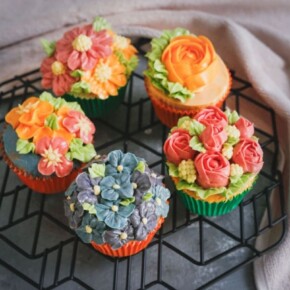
[51,61,65,75]
[151,173,157,178]
[114,35,128,49]
[85,225,93,234]
[113,184,120,190]
[41,145,62,167]
[69,203,75,212]
[17,101,40,114]
[72,34,92,52]
[94,185,101,195]
[132,182,138,189]
[142,217,148,225]
[111,205,119,212]
[156,197,162,206]
[120,232,128,240]
[117,165,123,172]
[94,63,112,82]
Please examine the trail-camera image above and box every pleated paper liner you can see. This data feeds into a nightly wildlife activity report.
[91,218,164,257]
[63,85,127,119]
[177,188,250,216]
[144,71,232,128]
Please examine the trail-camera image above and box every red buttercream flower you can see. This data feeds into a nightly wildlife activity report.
[40,56,76,96]
[163,129,196,165]
[194,106,228,128]
[56,25,112,71]
[232,139,263,173]
[62,110,96,144]
[235,117,254,139]
[195,151,230,188]
[200,125,227,152]
[35,137,73,177]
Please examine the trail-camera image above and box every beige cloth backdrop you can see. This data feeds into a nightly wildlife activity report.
[1,1,290,289]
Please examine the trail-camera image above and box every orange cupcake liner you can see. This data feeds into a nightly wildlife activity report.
[145,71,232,128]
[0,139,81,194]
[91,218,164,257]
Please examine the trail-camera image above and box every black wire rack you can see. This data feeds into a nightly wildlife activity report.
[0,49,287,289]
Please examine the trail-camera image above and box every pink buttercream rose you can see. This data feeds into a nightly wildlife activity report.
[164,129,196,165]
[235,117,254,139]
[194,106,228,128]
[195,152,230,188]
[200,125,227,151]
[232,139,263,173]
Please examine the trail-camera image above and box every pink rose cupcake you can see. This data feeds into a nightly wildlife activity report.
[164,106,263,216]
[40,17,138,118]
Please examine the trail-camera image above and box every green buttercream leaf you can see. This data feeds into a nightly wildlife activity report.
[71,82,91,95]
[228,110,240,125]
[16,139,35,154]
[166,162,179,177]
[70,70,84,78]
[41,39,56,57]
[189,136,206,153]
[92,16,111,32]
[226,136,239,146]
[68,138,96,163]
[143,192,153,201]
[88,163,105,178]
[45,113,59,130]
[82,202,97,215]
[227,173,255,197]
[115,51,138,77]
[176,180,226,199]
[135,161,146,173]
[120,197,135,206]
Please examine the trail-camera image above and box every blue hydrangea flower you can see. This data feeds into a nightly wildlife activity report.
[152,185,170,218]
[76,172,101,204]
[95,200,135,230]
[103,223,134,249]
[100,173,133,201]
[64,191,84,229]
[131,171,151,205]
[130,202,157,241]
[75,213,106,244]
[105,150,138,175]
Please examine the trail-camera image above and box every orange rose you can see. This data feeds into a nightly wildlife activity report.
[161,35,216,92]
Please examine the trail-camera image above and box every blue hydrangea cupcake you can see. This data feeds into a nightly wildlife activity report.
[64,150,170,257]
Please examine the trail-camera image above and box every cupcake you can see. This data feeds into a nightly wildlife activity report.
[164,107,263,216]
[1,92,97,194]
[40,17,138,118]
[64,150,170,257]
[144,28,231,128]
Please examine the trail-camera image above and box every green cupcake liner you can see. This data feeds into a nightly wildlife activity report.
[177,188,251,216]
[63,85,127,119]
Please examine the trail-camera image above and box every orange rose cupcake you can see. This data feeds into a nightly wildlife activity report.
[144,28,231,128]
[1,92,97,194]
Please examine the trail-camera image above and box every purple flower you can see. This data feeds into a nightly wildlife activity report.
[64,191,84,229]
[130,170,151,205]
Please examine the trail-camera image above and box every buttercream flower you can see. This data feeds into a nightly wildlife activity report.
[75,213,106,244]
[105,150,138,176]
[235,117,254,139]
[100,173,133,201]
[62,110,96,144]
[56,26,112,71]
[113,34,137,59]
[40,56,76,96]
[103,223,134,249]
[35,136,73,177]
[195,152,230,188]
[232,139,264,173]
[130,171,151,205]
[76,172,101,204]
[81,54,127,99]
[130,202,157,241]
[151,185,170,217]
[200,125,227,152]
[161,35,216,92]
[95,200,135,229]
[145,167,164,187]
[163,129,195,165]
[64,191,84,229]
[194,106,228,128]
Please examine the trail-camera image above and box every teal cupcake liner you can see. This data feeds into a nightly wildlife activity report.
[177,188,250,216]
[63,85,127,119]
